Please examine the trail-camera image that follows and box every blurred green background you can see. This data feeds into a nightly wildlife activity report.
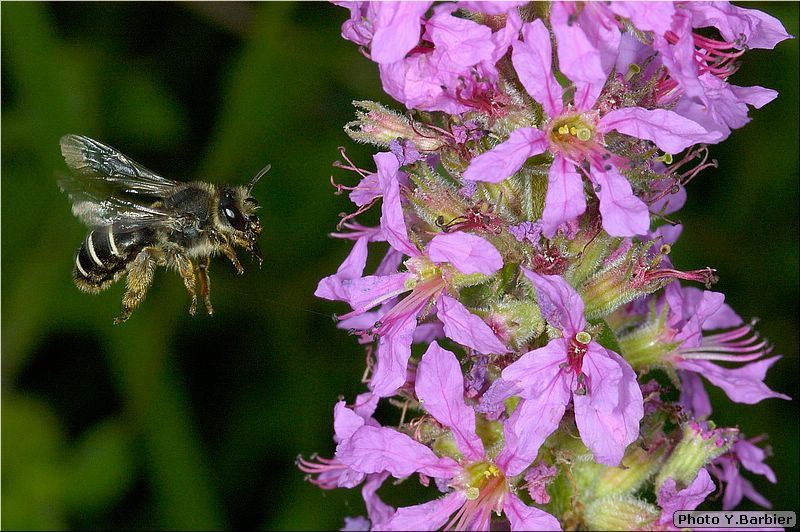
[1,2,797,530]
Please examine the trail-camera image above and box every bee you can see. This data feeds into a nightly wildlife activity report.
[58,134,267,324]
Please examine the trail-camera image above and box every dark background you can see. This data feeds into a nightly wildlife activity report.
[1,2,797,530]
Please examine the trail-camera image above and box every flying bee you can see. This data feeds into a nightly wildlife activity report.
[58,134,267,324]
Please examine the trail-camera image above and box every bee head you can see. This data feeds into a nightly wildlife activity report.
[219,186,263,265]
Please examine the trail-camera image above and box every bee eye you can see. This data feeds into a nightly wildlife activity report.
[222,205,248,230]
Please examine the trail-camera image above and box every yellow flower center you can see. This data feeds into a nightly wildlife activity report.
[551,114,595,144]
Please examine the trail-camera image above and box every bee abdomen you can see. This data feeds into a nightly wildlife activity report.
[73,226,152,292]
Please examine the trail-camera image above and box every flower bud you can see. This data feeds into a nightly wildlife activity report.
[584,495,660,531]
[486,299,545,351]
[344,100,447,152]
[593,445,668,499]
[655,421,737,491]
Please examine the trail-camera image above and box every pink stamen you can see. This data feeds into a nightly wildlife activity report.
[297,455,349,489]
[374,277,444,337]
[679,320,773,363]
[336,196,380,231]
[636,266,719,289]
[335,282,414,322]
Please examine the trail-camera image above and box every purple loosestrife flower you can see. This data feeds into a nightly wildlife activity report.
[298,393,383,489]
[378,4,522,114]
[656,468,716,529]
[618,283,790,407]
[647,3,791,139]
[336,342,560,531]
[500,271,644,466]
[463,18,716,237]
[299,394,395,530]
[335,2,432,63]
[711,437,777,510]
[319,154,508,396]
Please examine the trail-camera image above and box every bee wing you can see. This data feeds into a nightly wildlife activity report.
[59,134,178,197]
[59,173,192,231]
[59,135,196,231]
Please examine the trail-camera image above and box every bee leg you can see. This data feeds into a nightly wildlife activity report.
[221,243,245,275]
[198,255,213,315]
[174,253,198,316]
[115,248,156,325]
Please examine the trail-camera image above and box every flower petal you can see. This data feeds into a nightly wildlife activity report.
[462,127,548,183]
[683,2,792,50]
[734,440,777,484]
[334,400,367,443]
[337,425,459,479]
[489,7,523,64]
[512,20,563,116]
[609,2,675,36]
[680,357,791,405]
[591,164,651,237]
[657,468,715,525]
[353,392,381,421]
[375,247,404,277]
[416,341,484,460]
[522,270,587,335]
[502,339,570,398]
[580,343,626,412]
[598,107,718,153]
[374,491,467,531]
[376,152,418,257]
[739,477,773,509]
[458,1,528,16]
[363,472,394,527]
[573,345,643,466]
[503,494,562,531]
[437,294,509,355]
[730,84,778,109]
[541,153,587,238]
[497,395,567,477]
[678,370,712,419]
[370,3,431,64]
[340,272,414,314]
[476,377,518,419]
[342,516,371,531]
[673,288,726,345]
[370,311,418,397]
[350,171,382,207]
[427,231,503,275]
[315,237,370,301]
[551,2,607,109]
[425,5,495,68]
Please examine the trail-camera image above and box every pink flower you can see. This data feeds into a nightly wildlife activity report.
[500,271,644,466]
[336,342,561,531]
[378,4,522,114]
[463,18,716,237]
[318,154,508,396]
[662,284,790,406]
[299,394,395,528]
[335,2,433,63]
[298,393,383,489]
[651,3,791,140]
[682,1,792,51]
[711,438,777,510]
[657,468,716,528]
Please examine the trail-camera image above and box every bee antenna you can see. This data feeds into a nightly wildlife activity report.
[249,164,271,191]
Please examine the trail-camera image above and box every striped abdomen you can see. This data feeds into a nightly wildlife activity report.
[73,226,153,292]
